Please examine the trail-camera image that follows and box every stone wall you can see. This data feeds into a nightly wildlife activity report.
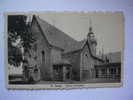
[80,44,95,80]
[51,47,62,64]
[30,18,52,81]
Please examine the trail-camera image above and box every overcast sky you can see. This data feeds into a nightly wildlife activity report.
[32,12,124,54]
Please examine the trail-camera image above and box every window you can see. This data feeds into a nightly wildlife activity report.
[41,50,45,63]
[42,51,44,55]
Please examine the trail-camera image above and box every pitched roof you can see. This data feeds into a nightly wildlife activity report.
[33,15,103,62]
[34,15,79,51]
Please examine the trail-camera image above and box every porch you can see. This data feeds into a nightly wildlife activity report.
[53,59,72,81]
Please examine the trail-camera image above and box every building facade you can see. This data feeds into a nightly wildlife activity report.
[23,15,120,82]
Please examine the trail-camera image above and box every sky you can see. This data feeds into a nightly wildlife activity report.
[30,12,124,54]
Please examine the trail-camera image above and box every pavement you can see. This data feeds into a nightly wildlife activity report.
[9,78,120,84]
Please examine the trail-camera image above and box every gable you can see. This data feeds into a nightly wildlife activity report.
[80,44,94,69]
[30,16,51,63]
[81,42,104,63]
[81,44,92,60]
[31,16,50,46]
[31,17,41,39]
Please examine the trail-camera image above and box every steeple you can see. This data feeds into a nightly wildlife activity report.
[87,18,97,56]
[87,19,95,39]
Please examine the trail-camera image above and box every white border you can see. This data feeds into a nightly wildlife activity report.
[4,11,124,89]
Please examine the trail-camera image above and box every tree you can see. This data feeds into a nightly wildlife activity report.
[8,15,35,67]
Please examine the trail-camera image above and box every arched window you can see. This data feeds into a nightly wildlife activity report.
[41,50,45,63]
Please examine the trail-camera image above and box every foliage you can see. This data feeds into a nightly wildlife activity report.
[8,15,35,67]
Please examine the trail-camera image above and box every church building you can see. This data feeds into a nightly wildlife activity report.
[24,15,105,82]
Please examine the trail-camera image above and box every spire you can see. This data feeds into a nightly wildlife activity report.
[89,18,92,32]
[87,18,94,38]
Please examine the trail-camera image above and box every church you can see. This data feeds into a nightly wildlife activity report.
[23,15,120,82]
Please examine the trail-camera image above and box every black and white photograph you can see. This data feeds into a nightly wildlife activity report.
[6,12,124,89]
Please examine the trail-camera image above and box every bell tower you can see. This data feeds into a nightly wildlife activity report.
[87,20,97,56]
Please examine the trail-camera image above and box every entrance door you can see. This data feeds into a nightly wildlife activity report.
[53,65,63,81]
